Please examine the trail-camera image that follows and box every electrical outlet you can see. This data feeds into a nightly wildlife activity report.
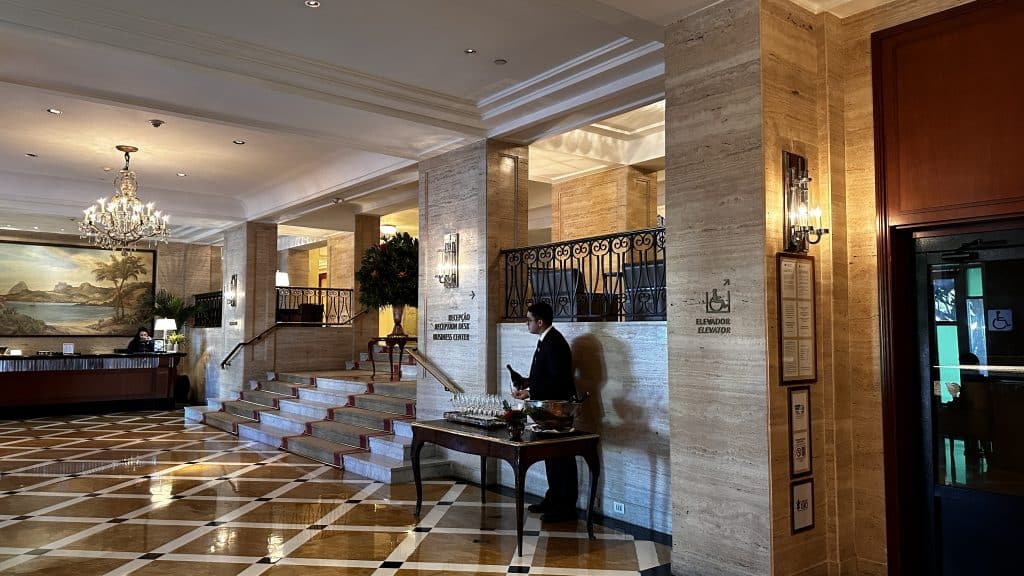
[613,501,625,515]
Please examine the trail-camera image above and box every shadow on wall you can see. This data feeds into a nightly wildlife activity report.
[571,332,666,529]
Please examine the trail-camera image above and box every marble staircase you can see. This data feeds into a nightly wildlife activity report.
[185,350,450,483]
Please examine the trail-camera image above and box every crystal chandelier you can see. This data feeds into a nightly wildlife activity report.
[79,145,170,254]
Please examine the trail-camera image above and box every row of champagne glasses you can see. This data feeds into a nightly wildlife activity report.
[451,393,505,416]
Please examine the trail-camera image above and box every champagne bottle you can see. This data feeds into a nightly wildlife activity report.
[506,364,526,388]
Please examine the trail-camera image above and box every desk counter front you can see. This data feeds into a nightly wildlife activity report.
[410,419,600,556]
[0,353,184,411]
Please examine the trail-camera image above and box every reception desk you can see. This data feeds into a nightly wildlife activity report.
[0,353,184,412]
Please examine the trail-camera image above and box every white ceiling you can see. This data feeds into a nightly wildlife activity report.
[0,0,893,244]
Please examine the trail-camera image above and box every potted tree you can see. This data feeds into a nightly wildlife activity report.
[355,232,418,335]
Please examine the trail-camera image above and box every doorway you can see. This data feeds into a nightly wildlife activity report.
[912,228,1024,574]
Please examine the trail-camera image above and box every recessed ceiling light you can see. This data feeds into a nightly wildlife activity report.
[233,139,246,145]
[32,226,39,230]
[60,228,65,232]
[464,48,477,54]
[176,172,187,177]
[304,0,320,7]
[103,167,112,171]
[25,153,37,157]
[493,58,508,65]
[46,108,62,115]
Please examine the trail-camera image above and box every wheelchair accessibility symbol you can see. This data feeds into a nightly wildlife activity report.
[987,309,1013,332]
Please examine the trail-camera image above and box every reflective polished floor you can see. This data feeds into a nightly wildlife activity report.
[0,411,671,575]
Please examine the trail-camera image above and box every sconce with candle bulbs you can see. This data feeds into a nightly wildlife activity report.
[783,151,829,253]
[435,233,459,288]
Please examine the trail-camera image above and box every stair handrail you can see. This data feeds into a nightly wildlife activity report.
[405,348,464,394]
[220,308,373,369]
[220,324,280,369]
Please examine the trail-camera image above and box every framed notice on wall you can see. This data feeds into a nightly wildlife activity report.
[777,253,816,383]
[791,478,815,534]
[789,386,812,477]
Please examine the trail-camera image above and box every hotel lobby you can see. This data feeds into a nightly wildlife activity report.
[2,1,1023,574]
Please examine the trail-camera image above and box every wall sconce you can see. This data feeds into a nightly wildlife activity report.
[435,233,459,288]
[783,151,829,253]
[227,273,238,307]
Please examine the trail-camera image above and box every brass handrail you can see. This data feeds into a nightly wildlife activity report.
[405,349,464,394]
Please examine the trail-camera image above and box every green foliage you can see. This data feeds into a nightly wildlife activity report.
[355,232,419,310]
[154,289,196,328]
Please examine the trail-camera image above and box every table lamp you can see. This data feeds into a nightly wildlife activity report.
[154,318,177,341]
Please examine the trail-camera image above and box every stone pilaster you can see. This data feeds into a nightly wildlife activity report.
[352,214,380,353]
[665,0,771,574]
[551,166,657,241]
[418,139,528,480]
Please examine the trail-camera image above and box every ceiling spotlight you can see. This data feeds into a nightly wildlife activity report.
[464,48,477,54]
[149,119,165,128]
[233,139,246,145]
[176,172,187,177]
[25,153,37,158]
[32,226,39,230]
[304,0,320,7]
[493,58,508,65]
[60,228,65,232]
[46,108,62,115]
[103,167,112,171]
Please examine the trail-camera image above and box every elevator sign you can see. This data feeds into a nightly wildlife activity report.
[987,309,1013,332]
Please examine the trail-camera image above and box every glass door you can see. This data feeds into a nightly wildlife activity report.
[915,229,1024,575]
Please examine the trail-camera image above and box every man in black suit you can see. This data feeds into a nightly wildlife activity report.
[511,301,578,522]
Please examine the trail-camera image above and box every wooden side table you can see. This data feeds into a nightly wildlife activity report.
[367,335,417,380]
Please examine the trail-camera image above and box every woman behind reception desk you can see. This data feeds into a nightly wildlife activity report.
[126,327,153,353]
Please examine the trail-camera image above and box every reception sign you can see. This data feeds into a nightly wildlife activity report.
[0,241,155,336]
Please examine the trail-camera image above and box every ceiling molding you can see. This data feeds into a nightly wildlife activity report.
[0,0,485,130]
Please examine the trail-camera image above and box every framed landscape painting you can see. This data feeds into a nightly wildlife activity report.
[0,241,155,336]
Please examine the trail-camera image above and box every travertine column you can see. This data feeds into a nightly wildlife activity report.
[551,166,657,241]
[213,221,277,397]
[352,214,380,351]
[665,0,771,574]
[418,139,528,480]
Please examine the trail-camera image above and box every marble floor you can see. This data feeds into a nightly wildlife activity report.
[0,410,671,575]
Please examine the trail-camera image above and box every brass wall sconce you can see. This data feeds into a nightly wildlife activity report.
[435,233,459,288]
[227,273,238,307]
[783,151,829,253]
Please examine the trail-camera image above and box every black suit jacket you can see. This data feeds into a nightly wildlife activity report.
[528,327,575,400]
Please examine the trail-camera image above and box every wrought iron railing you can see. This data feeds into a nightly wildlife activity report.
[501,227,666,322]
[275,287,353,325]
[192,291,222,328]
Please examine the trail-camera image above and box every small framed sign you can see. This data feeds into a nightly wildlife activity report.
[789,386,812,477]
[778,253,816,383]
[62,342,75,355]
[791,478,815,534]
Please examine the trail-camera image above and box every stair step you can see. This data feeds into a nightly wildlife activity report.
[240,389,288,408]
[256,380,310,396]
[331,406,412,431]
[369,380,417,400]
[368,433,436,461]
[308,420,390,449]
[276,372,315,385]
[259,410,321,434]
[351,393,415,416]
[313,376,371,394]
[237,422,297,449]
[203,411,255,434]
[184,405,215,422]
[298,387,356,406]
[392,420,414,438]
[277,398,341,420]
[223,400,278,420]
[341,451,450,484]
[283,435,364,468]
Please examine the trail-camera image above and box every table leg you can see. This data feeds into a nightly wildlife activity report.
[412,439,424,516]
[583,450,600,540]
[480,455,487,504]
[514,460,527,556]
[368,340,377,379]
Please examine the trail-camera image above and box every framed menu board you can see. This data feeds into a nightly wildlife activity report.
[777,253,816,383]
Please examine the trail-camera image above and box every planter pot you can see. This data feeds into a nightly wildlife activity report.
[389,304,406,336]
